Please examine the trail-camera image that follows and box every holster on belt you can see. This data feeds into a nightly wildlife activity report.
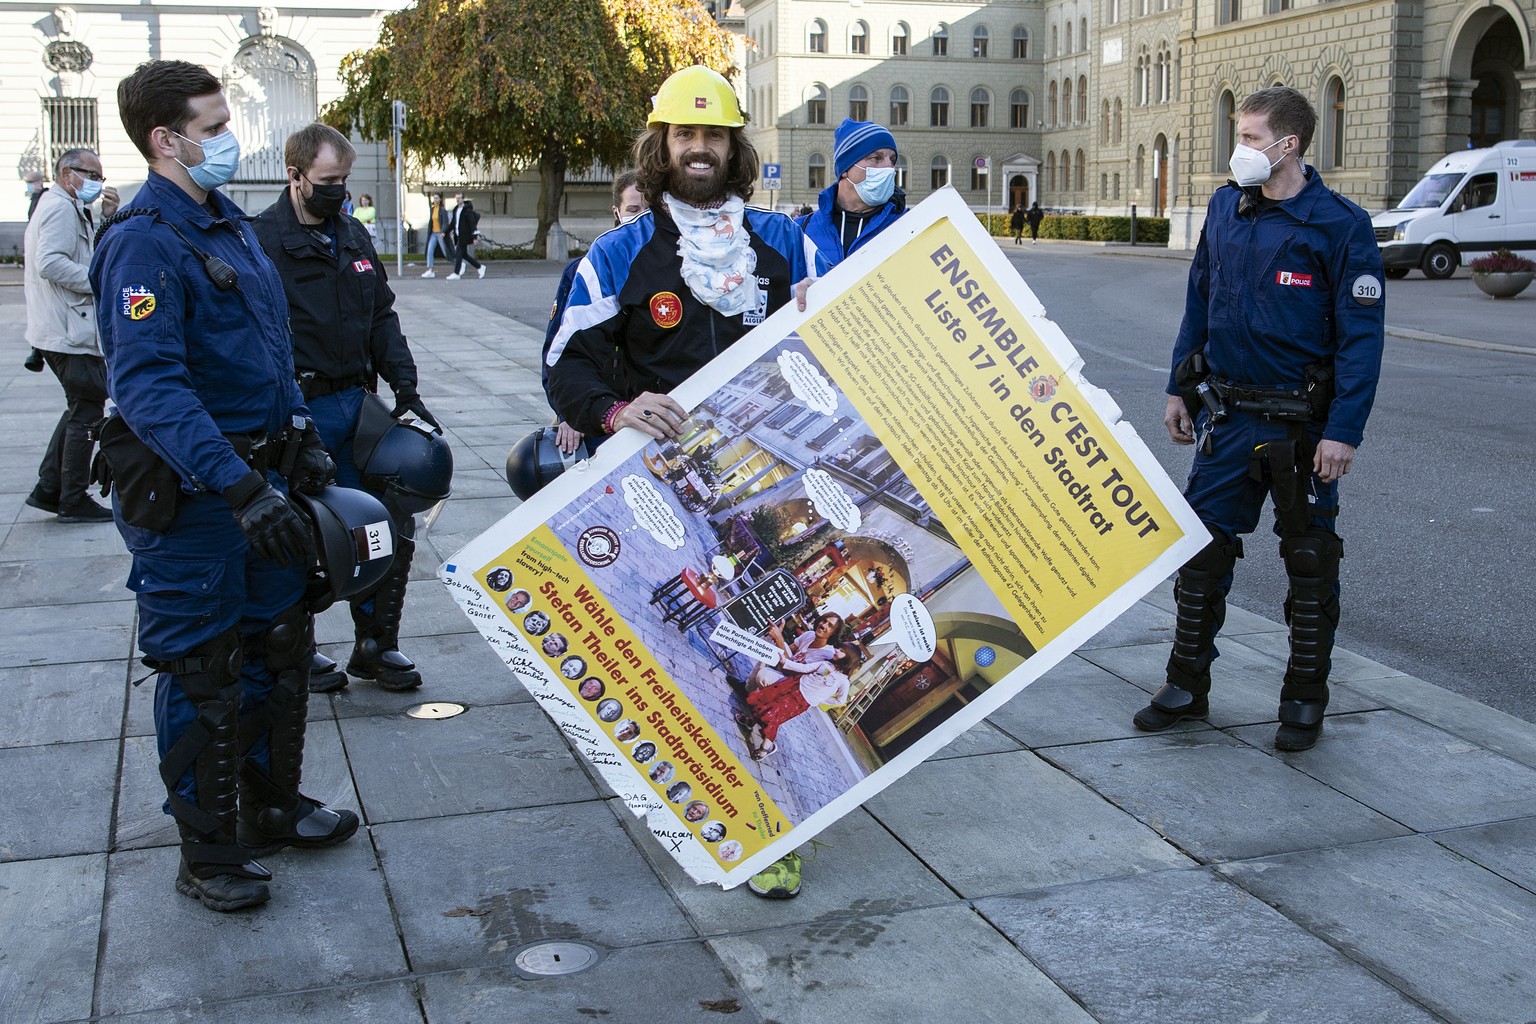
[90,413,182,532]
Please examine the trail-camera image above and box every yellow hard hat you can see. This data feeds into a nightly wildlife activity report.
[648,65,745,127]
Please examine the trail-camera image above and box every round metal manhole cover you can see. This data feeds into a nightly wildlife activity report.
[512,940,604,977]
[405,701,467,720]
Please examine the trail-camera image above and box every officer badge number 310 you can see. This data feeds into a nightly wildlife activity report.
[1351,274,1382,307]
[120,286,156,320]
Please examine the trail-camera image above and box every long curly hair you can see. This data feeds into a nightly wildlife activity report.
[632,124,758,209]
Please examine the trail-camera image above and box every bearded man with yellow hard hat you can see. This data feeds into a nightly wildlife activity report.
[544,66,813,901]
[546,65,806,443]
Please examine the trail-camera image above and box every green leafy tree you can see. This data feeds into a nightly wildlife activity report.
[326,0,737,256]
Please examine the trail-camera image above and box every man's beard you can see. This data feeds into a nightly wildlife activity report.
[668,153,730,205]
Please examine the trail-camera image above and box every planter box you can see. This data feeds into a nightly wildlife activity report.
[1470,271,1534,299]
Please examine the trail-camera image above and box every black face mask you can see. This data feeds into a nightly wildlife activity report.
[300,179,347,219]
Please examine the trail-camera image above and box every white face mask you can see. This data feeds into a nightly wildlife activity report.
[1229,135,1292,187]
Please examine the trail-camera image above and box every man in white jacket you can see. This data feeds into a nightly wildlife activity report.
[24,148,119,522]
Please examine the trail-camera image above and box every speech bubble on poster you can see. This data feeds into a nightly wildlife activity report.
[708,620,781,663]
[885,594,937,662]
[804,468,860,531]
[622,474,686,550]
[778,349,839,415]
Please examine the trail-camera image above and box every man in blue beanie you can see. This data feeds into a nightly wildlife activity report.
[797,118,905,275]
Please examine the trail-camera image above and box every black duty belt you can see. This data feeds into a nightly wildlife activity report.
[1214,379,1313,422]
[297,372,372,400]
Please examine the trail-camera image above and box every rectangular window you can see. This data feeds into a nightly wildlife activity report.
[892,34,908,56]
[43,97,99,169]
[931,101,949,127]
[890,99,909,126]
[851,33,868,55]
[764,403,802,430]
[1013,37,1028,59]
[783,411,824,439]
[1011,101,1030,129]
[808,164,827,190]
[808,98,826,125]
[1219,0,1240,23]
[971,167,989,191]
[933,35,949,57]
[850,98,868,120]
[931,164,950,190]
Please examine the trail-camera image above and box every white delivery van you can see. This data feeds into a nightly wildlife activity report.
[1372,139,1536,279]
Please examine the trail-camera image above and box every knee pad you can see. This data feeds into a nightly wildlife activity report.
[1170,531,1242,676]
[1281,528,1343,699]
[260,600,315,678]
[156,627,244,838]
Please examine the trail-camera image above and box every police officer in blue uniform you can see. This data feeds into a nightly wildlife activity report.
[1134,86,1385,752]
[92,61,358,911]
[253,123,436,693]
[797,118,906,277]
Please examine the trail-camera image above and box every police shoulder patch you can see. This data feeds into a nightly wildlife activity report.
[120,286,156,321]
[1351,274,1382,306]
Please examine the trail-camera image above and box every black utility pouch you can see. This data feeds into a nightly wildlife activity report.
[1303,360,1336,421]
[91,413,182,532]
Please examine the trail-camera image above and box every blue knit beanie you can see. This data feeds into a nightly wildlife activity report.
[833,118,897,179]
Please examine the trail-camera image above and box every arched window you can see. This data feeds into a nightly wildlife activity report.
[1113,98,1123,143]
[1012,26,1030,59]
[932,24,950,57]
[1077,75,1088,123]
[931,155,951,190]
[1102,100,1111,143]
[1323,76,1346,170]
[1136,144,1146,188]
[850,21,868,55]
[972,25,989,58]
[1046,152,1056,192]
[1048,81,1059,127]
[1100,173,1108,200]
[1109,0,1121,25]
[930,86,951,127]
[892,23,909,56]
[1051,25,1059,56]
[970,88,991,128]
[1063,78,1073,125]
[1080,17,1088,49]
[1157,44,1172,102]
[227,37,317,183]
[1113,172,1121,199]
[1061,150,1072,192]
[1216,89,1236,169]
[1075,149,1086,191]
[806,83,828,125]
[1064,23,1073,53]
[808,19,826,53]
[1011,89,1032,129]
[808,153,827,190]
[1136,46,1150,105]
[849,84,869,121]
[890,85,910,126]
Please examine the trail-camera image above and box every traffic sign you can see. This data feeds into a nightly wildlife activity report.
[975,156,990,170]
[764,179,781,190]
[763,163,781,180]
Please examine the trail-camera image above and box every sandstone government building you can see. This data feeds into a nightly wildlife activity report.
[4,0,1533,248]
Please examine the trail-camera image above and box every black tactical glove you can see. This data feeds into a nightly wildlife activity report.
[390,389,440,431]
[223,470,314,568]
[288,420,335,496]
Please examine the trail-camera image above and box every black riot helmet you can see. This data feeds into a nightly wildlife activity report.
[353,394,453,516]
[506,426,578,500]
[292,485,397,612]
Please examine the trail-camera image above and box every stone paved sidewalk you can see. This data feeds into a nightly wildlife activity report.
[3,277,1535,1024]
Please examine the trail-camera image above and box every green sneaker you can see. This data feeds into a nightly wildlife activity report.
[747,851,802,899]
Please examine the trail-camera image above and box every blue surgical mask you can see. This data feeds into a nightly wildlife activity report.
[75,177,102,204]
[853,166,896,206]
[174,129,241,191]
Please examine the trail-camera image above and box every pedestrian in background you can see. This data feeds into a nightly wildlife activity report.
[1027,201,1044,244]
[1009,203,1026,245]
[447,195,483,279]
[23,147,118,522]
[1135,85,1384,753]
[354,191,378,240]
[23,170,50,372]
[421,191,453,277]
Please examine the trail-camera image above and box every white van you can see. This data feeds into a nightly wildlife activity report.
[1372,139,1536,279]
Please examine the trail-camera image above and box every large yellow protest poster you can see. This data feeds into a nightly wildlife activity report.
[441,190,1207,889]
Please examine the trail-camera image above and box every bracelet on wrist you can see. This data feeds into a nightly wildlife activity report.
[603,401,629,434]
